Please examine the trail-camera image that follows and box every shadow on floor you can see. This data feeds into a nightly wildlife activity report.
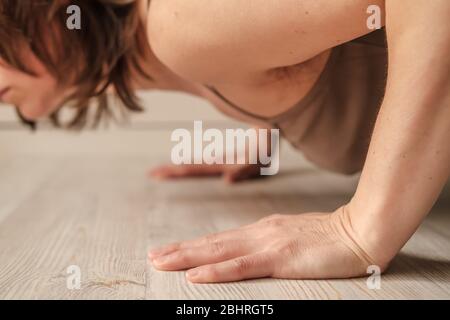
[386,252,450,281]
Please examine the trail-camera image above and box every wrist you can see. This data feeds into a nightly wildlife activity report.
[336,202,395,271]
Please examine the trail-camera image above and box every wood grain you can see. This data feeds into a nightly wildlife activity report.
[0,154,449,300]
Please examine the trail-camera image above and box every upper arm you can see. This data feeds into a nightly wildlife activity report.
[147,0,385,83]
[383,0,450,108]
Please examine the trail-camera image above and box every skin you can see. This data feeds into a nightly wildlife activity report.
[1,0,448,282]
[147,0,450,283]
[0,54,76,120]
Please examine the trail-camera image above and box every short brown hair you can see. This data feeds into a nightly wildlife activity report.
[0,0,151,129]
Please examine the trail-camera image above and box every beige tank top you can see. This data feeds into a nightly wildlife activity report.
[206,29,388,174]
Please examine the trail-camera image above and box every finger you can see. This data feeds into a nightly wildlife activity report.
[186,252,275,283]
[151,239,254,271]
[224,167,265,184]
[223,170,247,184]
[175,226,254,249]
[149,165,192,179]
[148,226,253,259]
[148,165,173,177]
[148,242,182,259]
[150,165,223,179]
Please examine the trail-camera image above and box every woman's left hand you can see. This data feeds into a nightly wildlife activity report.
[148,206,383,283]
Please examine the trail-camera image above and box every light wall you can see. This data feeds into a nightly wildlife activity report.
[0,91,448,198]
[0,90,310,164]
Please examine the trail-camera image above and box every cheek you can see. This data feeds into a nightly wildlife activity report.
[17,76,65,120]
[1,54,69,120]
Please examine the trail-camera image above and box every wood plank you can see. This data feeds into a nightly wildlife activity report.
[144,163,450,300]
[0,156,150,299]
[0,155,449,299]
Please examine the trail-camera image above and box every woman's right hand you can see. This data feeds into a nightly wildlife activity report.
[149,163,266,184]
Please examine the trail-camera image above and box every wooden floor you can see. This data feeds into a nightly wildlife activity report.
[0,154,449,300]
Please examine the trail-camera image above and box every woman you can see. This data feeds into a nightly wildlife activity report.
[0,0,449,283]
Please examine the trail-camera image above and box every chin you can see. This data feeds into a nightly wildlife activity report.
[17,104,51,121]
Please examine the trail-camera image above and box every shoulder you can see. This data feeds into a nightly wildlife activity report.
[146,0,385,84]
[146,0,261,83]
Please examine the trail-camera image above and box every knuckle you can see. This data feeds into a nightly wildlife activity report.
[210,241,226,257]
[174,251,189,264]
[260,214,285,227]
[262,213,283,222]
[232,257,252,275]
[204,265,219,279]
[170,242,182,250]
[279,240,300,258]
[204,234,219,245]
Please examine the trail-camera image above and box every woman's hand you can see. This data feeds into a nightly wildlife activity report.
[149,163,266,184]
[148,205,385,283]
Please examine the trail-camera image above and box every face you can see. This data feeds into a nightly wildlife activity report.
[0,50,76,121]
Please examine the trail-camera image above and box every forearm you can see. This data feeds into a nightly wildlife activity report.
[348,79,450,266]
[347,0,450,266]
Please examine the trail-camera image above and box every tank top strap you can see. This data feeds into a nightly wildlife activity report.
[204,85,274,123]
[203,46,341,126]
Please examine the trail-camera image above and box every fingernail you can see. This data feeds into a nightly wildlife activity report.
[148,249,162,259]
[186,269,200,280]
[153,255,169,265]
